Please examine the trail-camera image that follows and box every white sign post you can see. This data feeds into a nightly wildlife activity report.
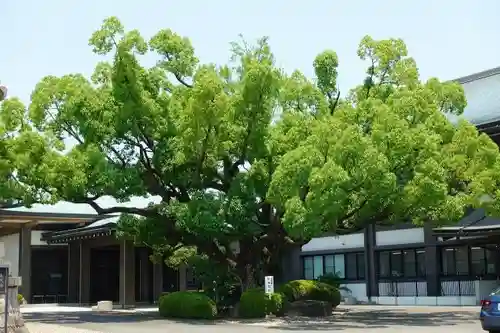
[264,275,274,294]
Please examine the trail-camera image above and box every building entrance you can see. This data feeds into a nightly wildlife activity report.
[90,246,120,303]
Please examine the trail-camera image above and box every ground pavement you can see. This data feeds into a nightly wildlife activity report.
[22,305,482,333]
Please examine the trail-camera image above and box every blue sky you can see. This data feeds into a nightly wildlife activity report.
[1,0,499,214]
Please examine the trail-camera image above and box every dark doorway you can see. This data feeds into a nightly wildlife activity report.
[31,246,68,303]
[90,246,119,303]
[163,264,179,292]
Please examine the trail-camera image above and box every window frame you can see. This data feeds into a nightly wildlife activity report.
[302,252,365,282]
[377,248,426,281]
[440,245,496,278]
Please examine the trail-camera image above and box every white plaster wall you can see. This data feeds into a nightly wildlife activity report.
[302,233,364,252]
[376,228,424,246]
[448,73,500,125]
[0,233,19,276]
[342,282,368,303]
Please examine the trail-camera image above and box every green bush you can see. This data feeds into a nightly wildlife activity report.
[279,280,341,307]
[17,294,24,304]
[238,288,285,318]
[158,291,217,319]
[317,273,342,289]
[268,292,286,316]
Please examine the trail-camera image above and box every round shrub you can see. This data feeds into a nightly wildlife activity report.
[279,280,341,307]
[238,288,285,318]
[159,291,217,319]
[268,292,286,316]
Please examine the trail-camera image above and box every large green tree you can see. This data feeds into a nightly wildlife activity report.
[0,95,53,208]
[11,17,500,286]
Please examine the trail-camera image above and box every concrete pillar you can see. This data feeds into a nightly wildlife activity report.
[424,223,440,296]
[119,240,135,308]
[178,264,187,291]
[364,224,378,299]
[152,262,163,303]
[18,226,31,303]
[137,248,151,303]
[67,242,81,303]
[79,241,90,304]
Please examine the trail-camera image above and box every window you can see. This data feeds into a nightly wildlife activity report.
[356,253,365,279]
[378,251,390,278]
[456,246,469,275]
[441,248,455,275]
[390,251,403,277]
[486,248,495,274]
[440,245,496,277]
[403,250,417,277]
[303,252,363,281]
[471,247,486,275]
[416,250,426,277]
[335,254,346,278]
[346,252,365,280]
[324,255,335,275]
[378,249,425,279]
[304,257,314,280]
[313,256,324,279]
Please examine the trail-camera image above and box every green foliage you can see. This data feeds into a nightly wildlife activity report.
[317,273,351,293]
[7,16,500,288]
[279,280,341,307]
[238,288,285,318]
[317,273,341,288]
[158,291,217,319]
[17,294,24,304]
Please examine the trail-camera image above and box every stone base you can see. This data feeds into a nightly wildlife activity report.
[0,285,29,333]
[94,301,113,312]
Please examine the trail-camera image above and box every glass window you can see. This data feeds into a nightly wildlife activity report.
[313,256,324,279]
[403,250,416,277]
[356,252,365,279]
[441,248,455,275]
[304,257,314,280]
[456,246,469,275]
[390,251,403,277]
[471,247,486,276]
[486,248,496,274]
[378,251,390,278]
[334,254,346,278]
[416,250,426,277]
[324,255,335,274]
[346,253,358,280]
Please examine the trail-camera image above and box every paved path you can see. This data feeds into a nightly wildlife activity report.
[21,305,482,332]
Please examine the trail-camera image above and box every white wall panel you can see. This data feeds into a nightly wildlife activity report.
[302,233,364,252]
[0,233,19,276]
[376,228,424,246]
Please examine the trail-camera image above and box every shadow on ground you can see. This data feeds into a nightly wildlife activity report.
[21,307,479,331]
[23,311,164,324]
[264,308,478,331]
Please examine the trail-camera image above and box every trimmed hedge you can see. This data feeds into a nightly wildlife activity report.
[159,291,217,319]
[279,280,341,307]
[238,288,285,318]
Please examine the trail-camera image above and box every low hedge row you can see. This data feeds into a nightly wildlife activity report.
[238,288,285,318]
[158,291,217,319]
[279,280,341,307]
[158,279,341,320]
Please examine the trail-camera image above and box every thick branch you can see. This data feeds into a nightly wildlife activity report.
[78,197,156,217]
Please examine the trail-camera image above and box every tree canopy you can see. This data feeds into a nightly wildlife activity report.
[6,17,500,284]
